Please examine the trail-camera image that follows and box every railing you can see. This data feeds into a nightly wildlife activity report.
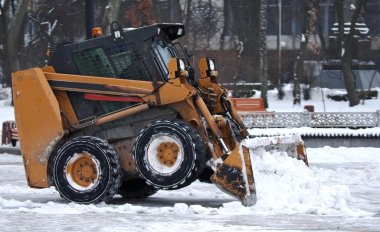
[240,110,380,128]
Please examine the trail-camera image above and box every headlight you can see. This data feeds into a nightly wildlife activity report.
[207,59,215,71]
[178,58,186,71]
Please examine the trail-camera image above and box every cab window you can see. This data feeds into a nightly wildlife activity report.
[151,40,178,80]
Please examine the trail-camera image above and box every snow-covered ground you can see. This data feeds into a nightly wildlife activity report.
[1,86,380,231]
[265,85,380,112]
[1,149,379,231]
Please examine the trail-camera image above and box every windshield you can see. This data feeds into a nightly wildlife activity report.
[151,40,179,80]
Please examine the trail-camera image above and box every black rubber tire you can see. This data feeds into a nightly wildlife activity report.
[53,136,122,203]
[118,178,159,199]
[133,120,206,190]
[197,167,214,183]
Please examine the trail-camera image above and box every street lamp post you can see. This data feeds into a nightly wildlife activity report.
[277,0,284,99]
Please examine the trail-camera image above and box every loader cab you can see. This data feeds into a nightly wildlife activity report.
[47,23,187,122]
[48,23,186,83]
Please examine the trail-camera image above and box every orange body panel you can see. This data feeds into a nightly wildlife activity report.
[12,68,64,188]
[44,72,156,97]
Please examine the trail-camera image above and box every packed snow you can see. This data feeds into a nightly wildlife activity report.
[1,148,379,231]
[264,85,380,113]
[1,86,380,231]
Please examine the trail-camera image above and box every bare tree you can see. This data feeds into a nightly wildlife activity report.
[101,0,122,32]
[181,0,220,51]
[0,0,28,87]
[259,0,268,107]
[336,0,365,107]
[0,1,11,86]
[153,0,182,23]
[20,1,87,67]
[122,0,155,28]
[293,0,319,105]
[220,0,232,51]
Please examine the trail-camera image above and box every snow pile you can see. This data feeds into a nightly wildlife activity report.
[248,150,354,215]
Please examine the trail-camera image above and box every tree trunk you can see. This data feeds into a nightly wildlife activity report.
[0,1,10,86]
[220,0,231,51]
[336,0,364,107]
[259,0,268,107]
[183,0,192,29]
[169,0,182,22]
[182,0,192,46]
[2,0,28,87]
[293,0,319,105]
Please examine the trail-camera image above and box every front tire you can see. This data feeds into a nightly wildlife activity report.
[53,136,122,203]
[133,120,205,190]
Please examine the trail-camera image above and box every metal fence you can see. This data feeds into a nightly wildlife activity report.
[240,110,380,128]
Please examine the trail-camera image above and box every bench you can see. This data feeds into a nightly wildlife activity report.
[230,98,266,112]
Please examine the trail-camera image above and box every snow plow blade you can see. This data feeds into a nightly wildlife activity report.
[211,144,257,207]
[210,134,308,207]
[247,134,308,166]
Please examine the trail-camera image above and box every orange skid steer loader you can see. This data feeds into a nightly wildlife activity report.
[12,22,307,206]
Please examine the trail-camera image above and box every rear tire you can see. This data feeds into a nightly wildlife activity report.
[133,120,205,190]
[53,136,122,203]
[118,178,158,199]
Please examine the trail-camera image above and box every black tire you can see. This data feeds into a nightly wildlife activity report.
[133,120,205,190]
[197,167,214,183]
[53,136,122,203]
[118,178,158,199]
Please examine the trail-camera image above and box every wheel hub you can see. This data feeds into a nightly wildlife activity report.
[156,142,179,167]
[66,153,98,188]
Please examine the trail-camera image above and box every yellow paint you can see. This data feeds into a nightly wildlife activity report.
[12,68,64,188]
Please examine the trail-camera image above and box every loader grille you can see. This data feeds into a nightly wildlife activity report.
[72,47,116,77]
[107,44,151,81]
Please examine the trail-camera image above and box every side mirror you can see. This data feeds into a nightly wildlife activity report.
[168,58,189,80]
[198,57,218,79]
